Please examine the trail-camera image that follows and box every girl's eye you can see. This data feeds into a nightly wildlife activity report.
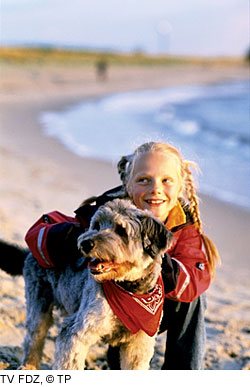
[163,178,172,184]
[137,177,148,183]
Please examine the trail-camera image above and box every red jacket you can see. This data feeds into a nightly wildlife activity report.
[25,188,211,303]
[165,224,210,302]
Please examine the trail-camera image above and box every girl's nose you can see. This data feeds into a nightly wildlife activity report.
[150,179,162,194]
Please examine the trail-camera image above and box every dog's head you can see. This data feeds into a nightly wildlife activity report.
[77,199,173,283]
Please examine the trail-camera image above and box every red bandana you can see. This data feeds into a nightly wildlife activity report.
[102,275,164,337]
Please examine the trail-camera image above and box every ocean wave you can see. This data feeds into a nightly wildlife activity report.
[39,80,249,210]
[40,113,93,157]
[200,183,250,210]
[101,86,204,113]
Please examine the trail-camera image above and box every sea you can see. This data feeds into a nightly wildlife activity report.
[40,80,250,209]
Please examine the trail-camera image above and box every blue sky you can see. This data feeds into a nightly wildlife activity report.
[1,0,249,57]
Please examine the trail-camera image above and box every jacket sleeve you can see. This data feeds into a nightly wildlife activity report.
[25,211,80,268]
[25,189,121,269]
[164,224,211,302]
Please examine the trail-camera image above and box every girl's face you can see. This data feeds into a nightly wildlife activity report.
[127,151,182,222]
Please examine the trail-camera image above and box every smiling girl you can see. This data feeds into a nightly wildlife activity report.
[25,141,220,369]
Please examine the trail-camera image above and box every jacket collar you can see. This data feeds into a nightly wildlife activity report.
[165,200,186,230]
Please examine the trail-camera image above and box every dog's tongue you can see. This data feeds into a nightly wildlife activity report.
[88,259,118,274]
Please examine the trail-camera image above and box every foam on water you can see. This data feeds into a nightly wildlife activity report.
[40,80,250,209]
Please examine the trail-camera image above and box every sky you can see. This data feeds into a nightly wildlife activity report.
[1,0,249,57]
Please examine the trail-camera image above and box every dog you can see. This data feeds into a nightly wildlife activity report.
[0,199,172,370]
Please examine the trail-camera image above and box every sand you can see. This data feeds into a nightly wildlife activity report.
[0,61,250,371]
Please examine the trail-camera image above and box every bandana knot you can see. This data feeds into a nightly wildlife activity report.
[102,275,164,336]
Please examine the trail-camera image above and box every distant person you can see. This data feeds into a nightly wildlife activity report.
[25,141,220,369]
[96,58,108,81]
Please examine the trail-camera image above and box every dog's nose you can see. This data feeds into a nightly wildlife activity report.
[80,239,95,254]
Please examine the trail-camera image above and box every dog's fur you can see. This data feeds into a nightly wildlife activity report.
[0,199,172,370]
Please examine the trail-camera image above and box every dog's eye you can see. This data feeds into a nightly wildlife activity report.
[92,222,100,231]
[115,225,127,238]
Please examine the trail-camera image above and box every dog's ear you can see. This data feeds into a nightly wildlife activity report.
[139,215,173,259]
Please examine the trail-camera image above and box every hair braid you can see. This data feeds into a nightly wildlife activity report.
[182,161,202,231]
[182,161,220,278]
[117,155,132,186]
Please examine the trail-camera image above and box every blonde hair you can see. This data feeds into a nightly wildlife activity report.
[117,141,221,278]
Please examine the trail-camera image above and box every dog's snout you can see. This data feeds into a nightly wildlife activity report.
[80,239,95,254]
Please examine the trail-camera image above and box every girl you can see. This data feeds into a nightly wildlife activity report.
[25,141,220,370]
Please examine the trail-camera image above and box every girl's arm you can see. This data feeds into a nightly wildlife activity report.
[163,224,211,302]
[25,211,84,269]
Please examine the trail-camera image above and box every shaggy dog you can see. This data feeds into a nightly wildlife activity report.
[0,199,172,370]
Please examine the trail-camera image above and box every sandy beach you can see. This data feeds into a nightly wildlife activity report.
[0,61,250,371]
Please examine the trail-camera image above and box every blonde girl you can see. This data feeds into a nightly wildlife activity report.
[118,141,220,279]
[25,141,220,369]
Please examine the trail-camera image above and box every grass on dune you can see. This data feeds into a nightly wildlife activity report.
[0,46,245,67]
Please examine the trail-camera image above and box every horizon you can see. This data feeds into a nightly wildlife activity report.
[1,0,249,58]
[0,43,247,60]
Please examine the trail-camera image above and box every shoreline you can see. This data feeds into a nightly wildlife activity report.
[0,63,250,370]
[1,64,249,211]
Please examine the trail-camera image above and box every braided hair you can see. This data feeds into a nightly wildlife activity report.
[117,141,220,278]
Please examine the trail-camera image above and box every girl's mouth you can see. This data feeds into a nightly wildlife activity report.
[145,199,165,205]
